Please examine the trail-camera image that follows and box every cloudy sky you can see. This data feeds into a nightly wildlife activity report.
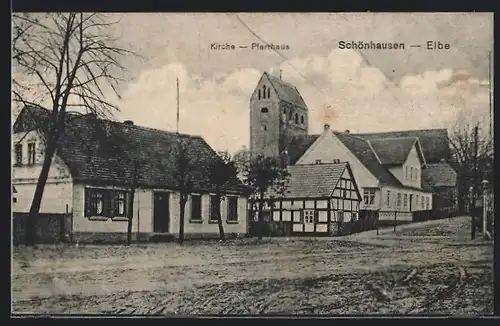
[14,13,494,153]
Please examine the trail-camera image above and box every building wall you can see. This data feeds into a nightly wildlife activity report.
[250,74,308,160]
[250,77,282,158]
[388,145,422,189]
[72,184,248,235]
[296,132,379,189]
[12,130,73,213]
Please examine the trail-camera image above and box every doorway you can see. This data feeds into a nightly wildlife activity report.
[153,192,170,233]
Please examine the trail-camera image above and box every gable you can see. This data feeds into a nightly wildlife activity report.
[295,131,382,188]
[261,72,308,109]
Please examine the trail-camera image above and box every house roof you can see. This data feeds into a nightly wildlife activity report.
[353,129,451,164]
[276,163,350,198]
[368,137,420,166]
[265,72,308,109]
[333,132,404,188]
[14,106,243,193]
[422,163,458,187]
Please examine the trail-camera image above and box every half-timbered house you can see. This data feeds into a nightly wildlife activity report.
[256,162,361,236]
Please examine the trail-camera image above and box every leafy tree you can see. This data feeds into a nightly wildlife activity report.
[242,153,290,240]
[206,150,239,241]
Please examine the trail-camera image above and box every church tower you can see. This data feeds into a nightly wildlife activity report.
[249,72,309,165]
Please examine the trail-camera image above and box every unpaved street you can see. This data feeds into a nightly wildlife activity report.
[12,217,494,315]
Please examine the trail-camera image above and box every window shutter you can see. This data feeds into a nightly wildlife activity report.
[84,188,91,217]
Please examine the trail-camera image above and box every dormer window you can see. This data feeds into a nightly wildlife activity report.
[261,107,268,114]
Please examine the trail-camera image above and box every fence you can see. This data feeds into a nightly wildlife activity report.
[13,212,72,245]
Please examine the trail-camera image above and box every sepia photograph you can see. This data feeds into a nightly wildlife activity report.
[11,12,494,316]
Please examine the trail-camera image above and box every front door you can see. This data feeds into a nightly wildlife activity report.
[153,192,170,233]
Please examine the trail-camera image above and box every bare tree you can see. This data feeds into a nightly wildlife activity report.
[12,13,133,245]
[449,115,493,214]
[207,150,239,241]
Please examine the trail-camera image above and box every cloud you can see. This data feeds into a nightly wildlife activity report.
[111,48,491,153]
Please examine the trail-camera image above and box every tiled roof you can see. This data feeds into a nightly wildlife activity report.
[423,163,458,188]
[265,72,308,109]
[333,132,403,188]
[287,134,319,165]
[14,106,243,192]
[353,129,451,164]
[276,163,350,198]
[368,137,419,165]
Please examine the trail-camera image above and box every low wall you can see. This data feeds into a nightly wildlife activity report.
[13,212,72,245]
[72,232,245,244]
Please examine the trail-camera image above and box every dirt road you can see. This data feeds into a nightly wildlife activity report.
[11,216,494,315]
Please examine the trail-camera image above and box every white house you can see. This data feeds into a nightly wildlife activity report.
[295,125,433,221]
[12,106,249,243]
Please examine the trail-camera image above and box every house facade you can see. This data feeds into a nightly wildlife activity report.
[295,126,433,221]
[254,162,361,236]
[13,106,248,243]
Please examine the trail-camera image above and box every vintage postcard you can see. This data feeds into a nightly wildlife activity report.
[11,12,494,316]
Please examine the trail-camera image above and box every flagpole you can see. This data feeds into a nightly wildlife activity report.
[176,77,180,135]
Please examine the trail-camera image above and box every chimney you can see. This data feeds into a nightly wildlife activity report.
[324,124,330,131]
[344,129,350,134]
[124,120,134,126]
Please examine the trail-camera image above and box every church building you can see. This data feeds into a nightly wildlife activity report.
[249,72,445,223]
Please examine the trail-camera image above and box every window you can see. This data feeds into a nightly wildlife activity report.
[191,194,202,220]
[209,195,220,221]
[261,124,267,131]
[416,168,420,181]
[85,188,129,218]
[303,209,315,223]
[386,190,391,207]
[258,89,261,100]
[227,196,238,221]
[363,189,375,205]
[300,115,304,124]
[416,195,419,209]
[403,194,408,208]
[15,144,23,166]
[421,196,425,209]
[262,85,267,99]
[410,166,414,180]
[261,107,268,113]
[315,159,322,164]
[294,113,299,124]
[289,111,293,121]
[396,193,402,208]
[337,211,344,223]
[267,88,270,98]
[113,191,127,217]
[426,197,430,210]
[28,142,36,165]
